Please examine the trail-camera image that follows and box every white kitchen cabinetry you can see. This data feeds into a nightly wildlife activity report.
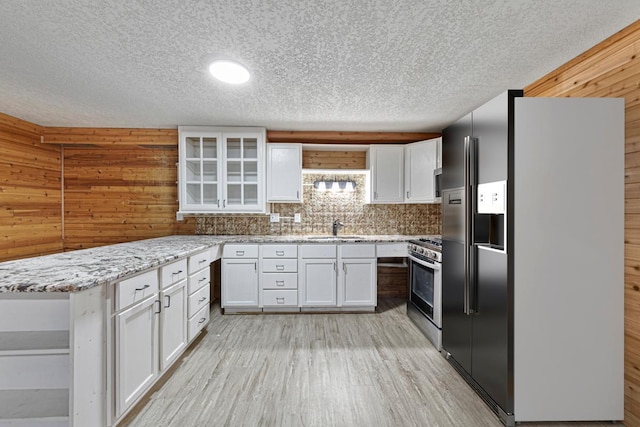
[186,249,214,342]
[159,260,188,371]
[368,145,405,203]
[178,126,266,214]
[267,143,302,202]
[299,245,338,307]
[404,138,438,203]
[222,244,260,310]
[261,244,298,310]
[338,244,377,308]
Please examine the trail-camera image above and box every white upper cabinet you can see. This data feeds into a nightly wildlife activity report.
[368,145,405,203]
[266,143,302,203]
[404,138,438,203]
[178,126,266,213]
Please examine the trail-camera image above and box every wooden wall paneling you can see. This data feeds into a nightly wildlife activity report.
[524,19,640,426]
[43,127,178,146]
[0,113,62,262]
[63,144,194,251]
[302,150,367,169]
[267,130,440,144]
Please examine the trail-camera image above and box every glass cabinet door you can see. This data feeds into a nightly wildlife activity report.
[183,135,220,208]
[224,136,259,208]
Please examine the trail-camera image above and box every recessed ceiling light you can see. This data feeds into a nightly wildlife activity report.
[208,60,250,84]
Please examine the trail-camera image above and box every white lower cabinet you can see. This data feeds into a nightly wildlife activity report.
[299,259,337,306]
[115,294,159,417]
[159,280,187,371]
[222,245,260,308]
[338,244,377,307]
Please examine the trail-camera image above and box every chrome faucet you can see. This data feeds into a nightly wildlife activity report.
[332,219,345,236]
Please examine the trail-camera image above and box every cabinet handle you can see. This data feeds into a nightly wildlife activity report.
[198,296,207,303]
[164,295,171,308]
[217,199,220,208]
[276,251,285,256]
[343,263,347,274]
[198,317,206,325]
[276,297,285,304]
[297,190,300,199]
[134,284,150,292]
[154,300,161,314]
[254,262,257,271]
[172,270,183,275]
[407,191,410,199]
[199,259,208,264]
[276,280,285,287]
[198,277,207,283]
[276,265,285,271]
[333,262,336,271]
[223,199,226,208]
[236,251,245,256]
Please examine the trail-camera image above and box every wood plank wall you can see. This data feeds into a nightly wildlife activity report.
[63,143,194,250]
[524,20,640,426]
[0,113,62,261]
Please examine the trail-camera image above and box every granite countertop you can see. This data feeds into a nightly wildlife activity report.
[0,234,425,293]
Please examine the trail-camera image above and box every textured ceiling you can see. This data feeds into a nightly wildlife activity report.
[0,1,639,132]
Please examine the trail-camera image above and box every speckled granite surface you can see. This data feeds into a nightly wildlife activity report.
[0,235,424,293]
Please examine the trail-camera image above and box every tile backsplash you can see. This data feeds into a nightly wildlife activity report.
[194,173,441,236]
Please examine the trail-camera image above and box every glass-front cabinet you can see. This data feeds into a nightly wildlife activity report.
[178,127,266,213]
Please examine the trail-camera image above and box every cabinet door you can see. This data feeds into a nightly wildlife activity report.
[369,145,404,203]
[299,259,337,306]
[116,296,159,416]
[160,280,187,371]
[339,258,376,306]
[405,139,437,203]
[221,259,259,307]
[267,143,302,202]
[180,131,223,211]
[223,132,264,211]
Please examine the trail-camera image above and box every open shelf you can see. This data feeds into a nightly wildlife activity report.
[0,331,69,356]
[0,389,69,419]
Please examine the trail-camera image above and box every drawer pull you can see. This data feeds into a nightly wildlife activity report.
[198,277,207,282]
[276,297,285,304]
[276,251,285,256]
[236,251,245,256]
[164,295,171,308]
[154,300,161,314]
[276,280,285,287]
[198,297,207,303]
[134,284,150,292]
[198,317,207,325]
[276,265,285,271]
[172,270,183,275]
[199,259,207,264]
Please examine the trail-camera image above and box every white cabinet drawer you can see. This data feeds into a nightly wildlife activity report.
[262,273,297,290]
[188,284,210,318]
[116,270,159,311]
[262,259,297,273]
[160,259,188,289]
[188,268,210,294]
[376,243,409,258]
[262,244,298,258]
[188,305,210,342]
[262,289,298,307]
[340,244,376,258]
[188,249,213,274]
[223,244,259,258]
[299,244,337,258]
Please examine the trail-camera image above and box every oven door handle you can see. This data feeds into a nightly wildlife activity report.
[408,254,441,271]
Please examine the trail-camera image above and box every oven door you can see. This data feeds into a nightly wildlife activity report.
[409,254,442,328]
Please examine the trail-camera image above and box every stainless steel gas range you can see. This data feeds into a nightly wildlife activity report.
[407,237,442,350]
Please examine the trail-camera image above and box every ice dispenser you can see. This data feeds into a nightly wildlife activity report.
[475,180,506,251]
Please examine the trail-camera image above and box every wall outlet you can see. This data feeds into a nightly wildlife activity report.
[176,212,184,221]
[294,213,301,223]
[270,213,280,222]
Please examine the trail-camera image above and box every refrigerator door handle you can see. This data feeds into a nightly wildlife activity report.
[469,136,478,314]
[463,136,478,315]
[463,136,471,315]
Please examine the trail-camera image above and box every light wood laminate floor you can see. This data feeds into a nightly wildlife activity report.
[122,299,621,427]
